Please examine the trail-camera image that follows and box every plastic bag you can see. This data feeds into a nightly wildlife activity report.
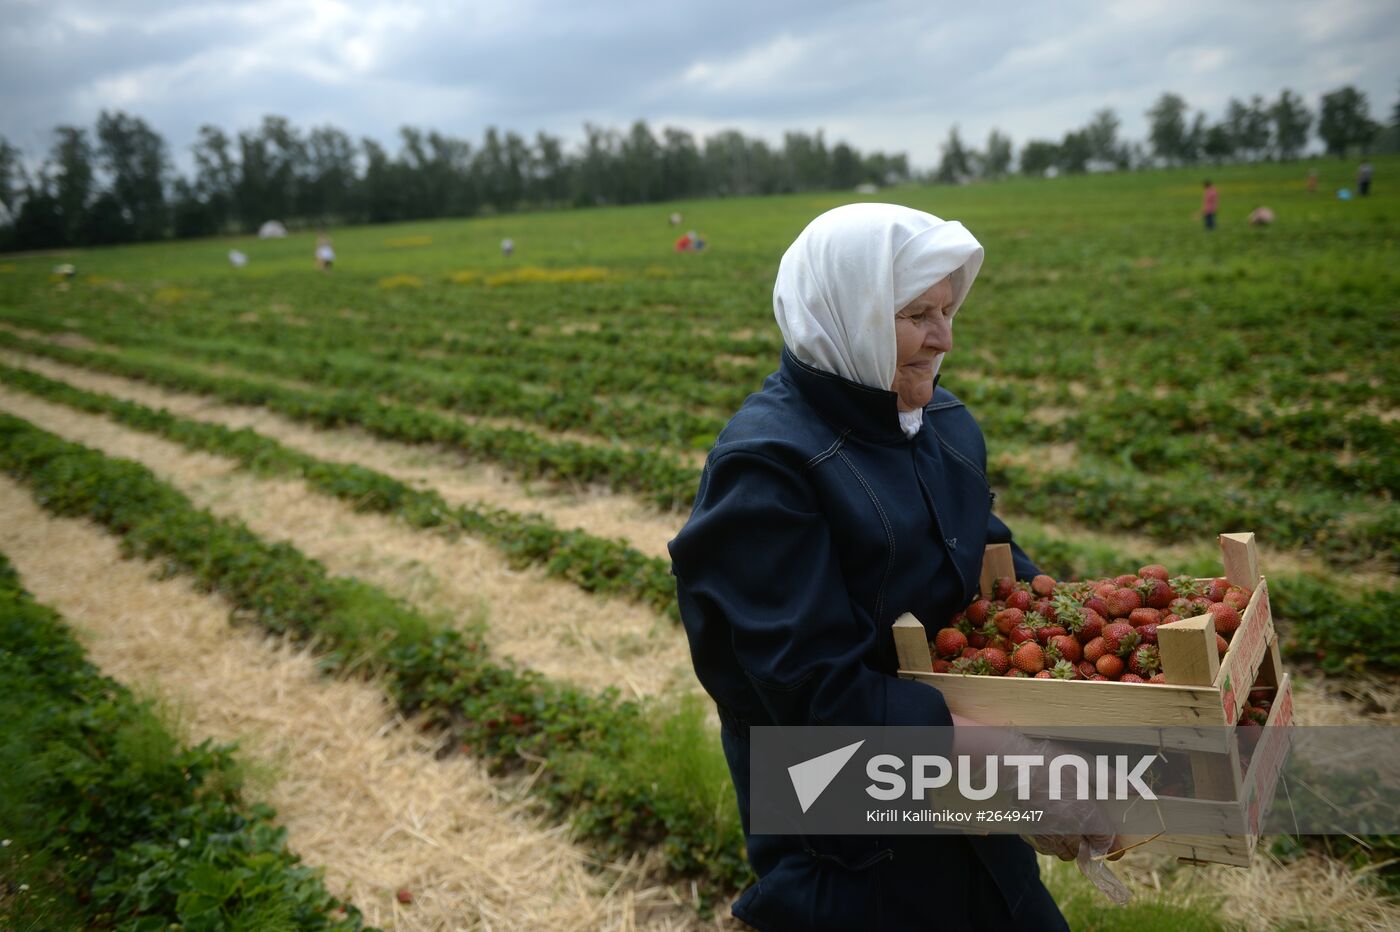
[1076,838,1133,906]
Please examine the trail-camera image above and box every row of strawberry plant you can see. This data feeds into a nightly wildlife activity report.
[0,552,372,931]
[4,358,1396,675]
[4,326,1391,569]
[0,329,701,509]
[0,360,679,619]
[0,414,751,898]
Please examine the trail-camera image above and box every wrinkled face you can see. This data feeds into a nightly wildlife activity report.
[892,275,955,412]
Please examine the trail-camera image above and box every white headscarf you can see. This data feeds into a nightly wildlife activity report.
[773,203,984,433]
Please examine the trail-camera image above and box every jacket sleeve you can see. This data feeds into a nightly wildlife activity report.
[986,511,1041,581]
[670,449,953,730]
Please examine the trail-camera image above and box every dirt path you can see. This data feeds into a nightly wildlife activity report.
[0,347,684,562]
[0,476,714,931]
[0,386,698,700]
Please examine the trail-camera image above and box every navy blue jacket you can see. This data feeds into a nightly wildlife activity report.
[669,350,1063,931]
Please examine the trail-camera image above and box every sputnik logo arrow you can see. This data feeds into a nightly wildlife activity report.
[788,740,865,813]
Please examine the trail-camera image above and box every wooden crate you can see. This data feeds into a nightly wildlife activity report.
[892,532,1294,867]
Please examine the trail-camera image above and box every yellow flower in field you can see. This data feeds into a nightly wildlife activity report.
[446,269,481,285]
[378,274,424,290]
[484,266,610,287]
[151,286,209,304]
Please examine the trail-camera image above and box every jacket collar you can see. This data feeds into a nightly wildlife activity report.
[780,347,937,443]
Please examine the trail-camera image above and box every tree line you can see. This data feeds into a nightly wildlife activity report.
[0,117,907,251]
[932,85,1397,182]
[0,83,1395,252]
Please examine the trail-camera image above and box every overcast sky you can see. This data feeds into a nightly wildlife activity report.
[2,0,1396,171]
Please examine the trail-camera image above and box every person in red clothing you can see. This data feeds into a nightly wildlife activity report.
[1201,180,1219,231]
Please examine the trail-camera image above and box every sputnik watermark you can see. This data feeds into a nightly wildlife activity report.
[863,753,1157,802]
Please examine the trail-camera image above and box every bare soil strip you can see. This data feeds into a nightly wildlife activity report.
[0,387,698,700]
[0,347,683,562]
[0,477,714,932]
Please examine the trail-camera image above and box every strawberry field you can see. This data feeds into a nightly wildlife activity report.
[1,156,1396,929]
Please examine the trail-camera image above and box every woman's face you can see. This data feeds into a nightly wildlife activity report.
[892,275,955,412]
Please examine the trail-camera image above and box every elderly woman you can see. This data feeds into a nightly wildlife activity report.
[668,204,1071,930]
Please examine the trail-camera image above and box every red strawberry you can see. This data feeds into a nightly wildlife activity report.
[1119,673,1146,684]
[931,658,952,673]
[1114,573,1139,587]
[1012,642,1045,675]
[1034,670,1052,679]
[1128,607,1162,627]
[961,646,979,660]
[1138,578,1174,609]
[1031,574,1057,597]
[1083,596,1111,620]
[1048,634,1082,664]
[1205,578,1230,602]
[1083,637,1108,664]
[1128,645,1161,678]
[980,648,1010,676]
[1190,596,1212,614]
[1075,610,1105,643]
[1138,623,1159,645]
[1138,564,1170,581]
[965,599,992,625]
[1036,625,1068,646]
[1005,669,1028,677]
[1033,599,1058,622]
[1006,590,1033,611]
[1106,588,1143,619]
[397,888,413,905]
[1089,673,1109,681]
[1216,634,1229,657]
[1009,623,1037,646]
[1148,672,1166,684]
[1248,687,1273,704]
[1078,660,1098,679]
[1050,660,1078,680]
[934,628,968,658]
[1206,602,1241,637]
[1102,622,1140,657]
[1096,655,1124,679]
[993,576,1016,600]
[968,628,989,649]
[995,608,1026,635]
[1168,597,1196,617]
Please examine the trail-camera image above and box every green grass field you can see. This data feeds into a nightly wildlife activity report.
[0,157,1396,927]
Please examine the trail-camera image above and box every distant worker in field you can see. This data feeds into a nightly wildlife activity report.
[674,230,693,252]
[501,237,515,258]
[1200,180,1219,231]
[315,232,335,271]
[1306,169,1318,194]
[1357,161,1372,197]
[670,211,683,226]
[229,249,248,268]
[1248,206,1275,227]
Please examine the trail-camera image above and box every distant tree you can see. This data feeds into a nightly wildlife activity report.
[357,137,401,222]
[1058,129,1091,173]
[300,125,358,221]
[1318,86,1381,156]
[95,110,168,241]
[191,125,237,232]
[935,126,973,183]
[829,141,862,188]
[0,136,23,224]
[1269,89,1312,160]
[782,131,830,191]
[621,120,662,203]
[1018,139,1059,176]
[980,129,1014,178]
[1147,93,1190,164]
[533,130,570,205]
[1085,108,1123,166]
[51,126,95,245]
[1384,85,1400,153]
[1202,122,1234,163]
[1183,112,1208,165]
